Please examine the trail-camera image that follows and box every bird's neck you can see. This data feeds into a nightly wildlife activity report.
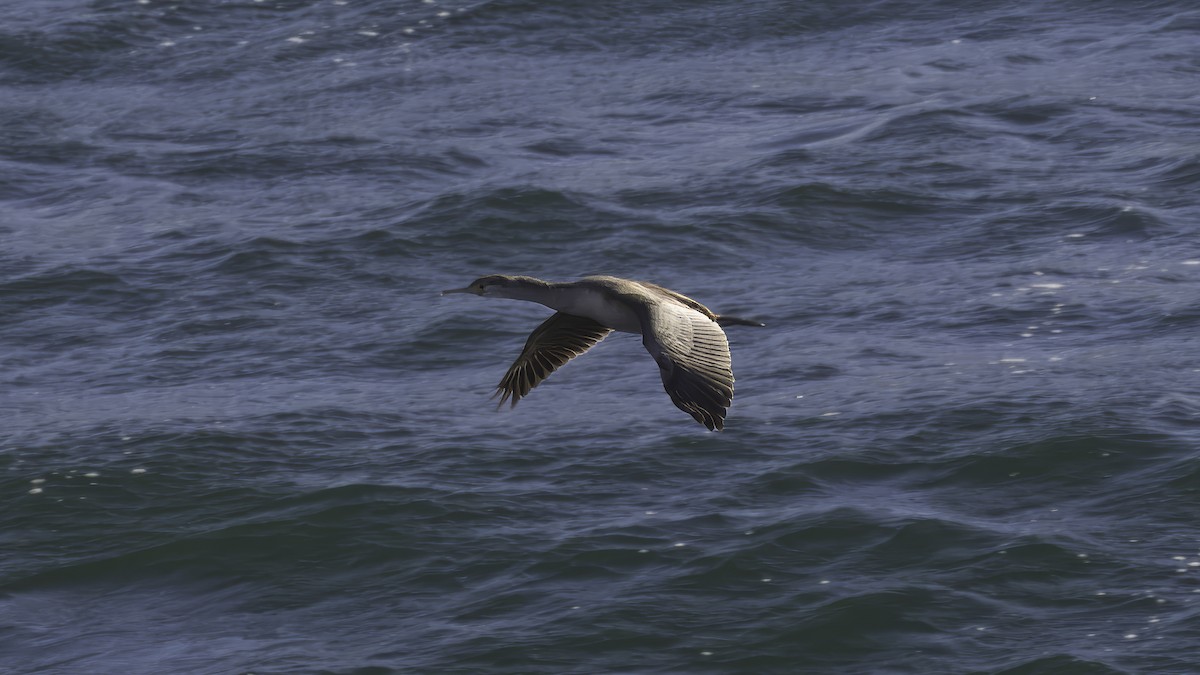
[493,281,570,310]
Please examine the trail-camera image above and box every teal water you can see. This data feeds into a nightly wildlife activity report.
[3,1,1200,673]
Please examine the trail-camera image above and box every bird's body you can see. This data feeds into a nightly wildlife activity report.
[442,275,762,430]
[525,277,645,333]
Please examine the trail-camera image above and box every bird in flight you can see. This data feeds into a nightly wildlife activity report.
[442,275,763,430]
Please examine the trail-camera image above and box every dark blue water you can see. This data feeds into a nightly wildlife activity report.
[4,1,1200,673]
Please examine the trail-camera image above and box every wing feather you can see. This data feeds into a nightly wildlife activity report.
[639,302,735,431]
[495,312,612,407]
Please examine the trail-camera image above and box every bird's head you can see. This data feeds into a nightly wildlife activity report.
[441,275,540,298]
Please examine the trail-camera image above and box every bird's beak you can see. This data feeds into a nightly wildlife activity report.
[441,287,474,296]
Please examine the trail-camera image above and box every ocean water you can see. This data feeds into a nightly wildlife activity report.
[3,1,1200,672]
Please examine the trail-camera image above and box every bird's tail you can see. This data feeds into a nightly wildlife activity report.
[716,315,766,328]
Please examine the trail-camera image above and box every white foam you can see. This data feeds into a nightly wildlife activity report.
[131,468,147,475]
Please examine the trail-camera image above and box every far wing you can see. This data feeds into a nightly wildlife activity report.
[639,302,735,431]
[495,312,612,407]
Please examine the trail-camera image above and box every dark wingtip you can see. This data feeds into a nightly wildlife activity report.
[491,387,521,409]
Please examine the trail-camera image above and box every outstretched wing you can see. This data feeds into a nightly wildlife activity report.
[495,312,612,407]
[639,301,735,431]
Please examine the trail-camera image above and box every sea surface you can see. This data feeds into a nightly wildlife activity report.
[3,1,1200,673]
